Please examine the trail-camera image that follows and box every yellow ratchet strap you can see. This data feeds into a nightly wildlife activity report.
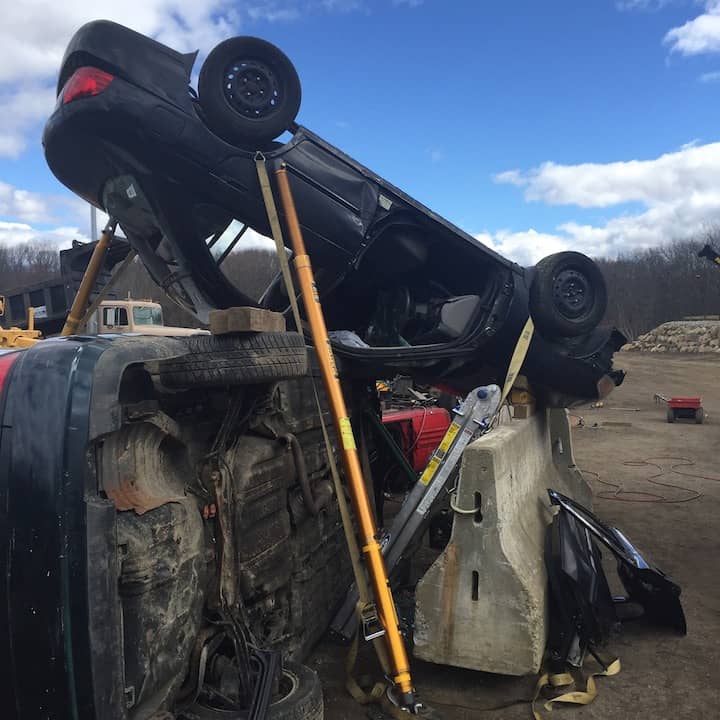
[501,315,535,403]
[532,656,621,720]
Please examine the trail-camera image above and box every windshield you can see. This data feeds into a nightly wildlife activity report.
[132,305,163,326]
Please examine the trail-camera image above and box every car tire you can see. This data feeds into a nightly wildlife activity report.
[695,407,705,424]
[159,332,307,388]
[185,662,323,720]
[529,251,607,338]
[667,408,675,423]
[199,36,301,147]
[266,662,324,720]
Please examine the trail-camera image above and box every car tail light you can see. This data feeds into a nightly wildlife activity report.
[0,353,19,394]
[62,67,114,105]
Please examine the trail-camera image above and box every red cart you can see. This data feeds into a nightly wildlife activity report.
[666,397,705,424]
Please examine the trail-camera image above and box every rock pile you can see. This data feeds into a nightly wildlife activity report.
[622,321,720,353]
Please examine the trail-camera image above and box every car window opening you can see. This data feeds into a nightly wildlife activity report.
[322,225,494,351]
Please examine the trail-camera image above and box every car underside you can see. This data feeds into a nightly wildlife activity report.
[43,20,625,406]
[1,336,350,719]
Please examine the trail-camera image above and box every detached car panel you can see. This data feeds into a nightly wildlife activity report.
[43,20,625,403]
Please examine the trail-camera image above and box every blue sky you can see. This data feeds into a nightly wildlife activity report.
[2,0,720,263]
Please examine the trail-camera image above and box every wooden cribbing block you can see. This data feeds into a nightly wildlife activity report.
[209,307,286,335]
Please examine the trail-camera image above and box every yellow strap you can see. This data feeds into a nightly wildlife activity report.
[255,156,393,694]
[255,154,304,334]
[501,315,535,403]
[532,657,621,720]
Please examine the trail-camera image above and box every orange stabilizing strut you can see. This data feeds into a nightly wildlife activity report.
[274,166,416,708]
[61,220,117,336]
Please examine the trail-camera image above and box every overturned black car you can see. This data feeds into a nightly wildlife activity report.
[43,20,624,404]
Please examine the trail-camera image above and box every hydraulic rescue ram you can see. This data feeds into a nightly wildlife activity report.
[332,384,502,640]
[274,166,418,710]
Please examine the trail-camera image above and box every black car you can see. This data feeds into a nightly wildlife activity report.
[43,20,625,402]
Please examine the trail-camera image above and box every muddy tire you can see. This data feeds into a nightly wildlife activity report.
[159,332,307,388]
[268,662,323,720]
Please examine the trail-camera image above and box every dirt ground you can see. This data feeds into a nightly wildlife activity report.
[309,353,720,719]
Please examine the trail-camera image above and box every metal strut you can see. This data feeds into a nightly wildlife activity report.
[61,218,118,336]
[331,384,502,640]
[273,166,418,709]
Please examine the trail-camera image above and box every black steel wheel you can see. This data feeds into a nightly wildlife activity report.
[529,251,607,337]
[199,36,301,146]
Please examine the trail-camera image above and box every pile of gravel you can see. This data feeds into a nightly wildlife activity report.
[621,320,720,353]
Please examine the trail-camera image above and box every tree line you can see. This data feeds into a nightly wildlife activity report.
[597,233,720,340]
[1,234,719,340]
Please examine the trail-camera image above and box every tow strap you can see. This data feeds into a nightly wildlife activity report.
[532,655,621,720]
[500,315,535,404]
[255,154,397,709]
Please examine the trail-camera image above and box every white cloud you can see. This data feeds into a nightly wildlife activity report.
[475,229,570,266]
[0,180,91,229]
[664,1,720,55]
[427,148,445,163]
[489,141,720,264]
[247,4,301,22]
[699,69,720,81]
[0,220,88,247]
[0,181,54,223]
[0,85,57,158]
[494,141,720,208]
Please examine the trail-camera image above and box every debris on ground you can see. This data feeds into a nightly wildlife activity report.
[621,320,720,353]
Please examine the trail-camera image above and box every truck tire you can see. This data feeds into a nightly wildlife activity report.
[159,332,307,388]
[186,662,323,720]
[530,252,607,338]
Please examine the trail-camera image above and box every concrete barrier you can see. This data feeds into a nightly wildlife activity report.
[413,409,591,676]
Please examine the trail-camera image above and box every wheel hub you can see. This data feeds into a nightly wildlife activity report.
[552,268,593,319]
[224,59,281,119]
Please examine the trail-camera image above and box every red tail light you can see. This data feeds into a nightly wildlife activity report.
[0,352,19,394]
[62,67,114,105]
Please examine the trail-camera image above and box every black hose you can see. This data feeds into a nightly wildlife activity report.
[282,433,321,516]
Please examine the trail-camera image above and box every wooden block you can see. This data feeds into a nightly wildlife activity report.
[209,307,286,335]
[512,403,536,419]
[510,389,534,405]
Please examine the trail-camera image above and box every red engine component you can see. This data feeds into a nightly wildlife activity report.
[382,406,451,472]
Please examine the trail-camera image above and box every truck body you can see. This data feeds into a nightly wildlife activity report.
[85,299,205,337]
